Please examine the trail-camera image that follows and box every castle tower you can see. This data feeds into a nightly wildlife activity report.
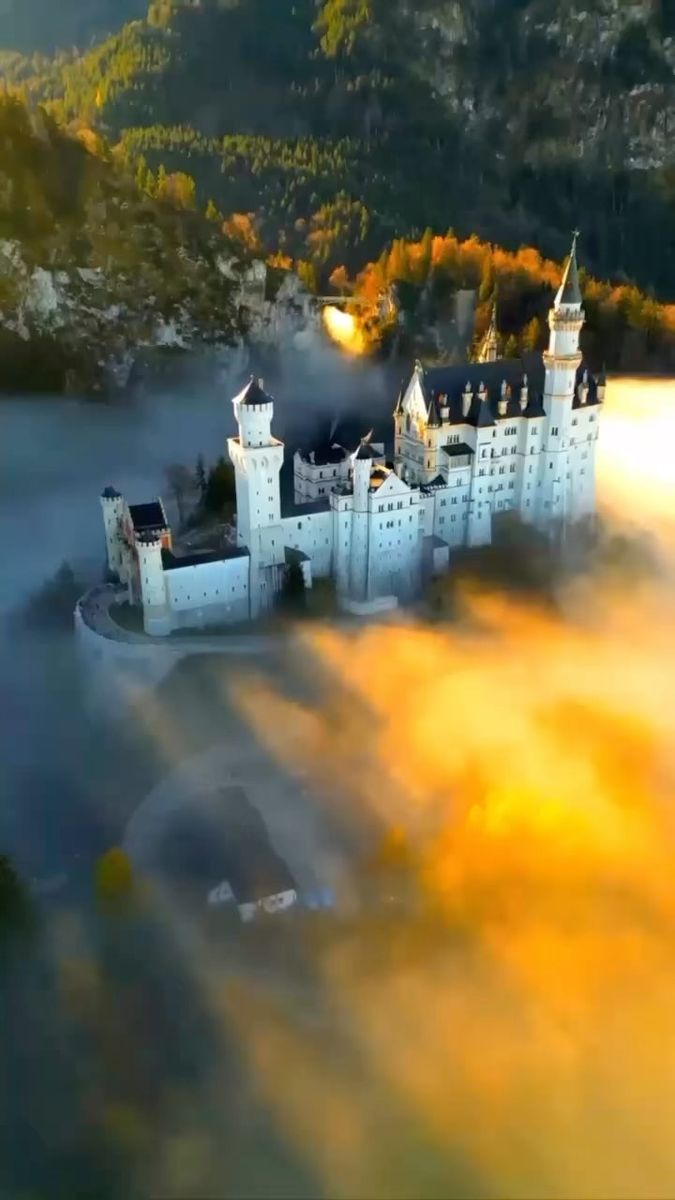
[100,486,125,579]
[540,232,585,525]
[136,532,172,637]
[467,385,494,547]
[349,435,376,601]
[227,377,284,551]
[477,301,499,364]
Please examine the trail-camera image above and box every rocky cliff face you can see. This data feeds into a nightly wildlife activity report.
[413,0,673,171]
[0,232,319,394]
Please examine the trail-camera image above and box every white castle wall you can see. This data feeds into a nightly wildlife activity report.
[166,555,251,628]
[281,511,334,578]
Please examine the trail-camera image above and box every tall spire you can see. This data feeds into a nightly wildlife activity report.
[555,230,582,307]
[477,296,499,363]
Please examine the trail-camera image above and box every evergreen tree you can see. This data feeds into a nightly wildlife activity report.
[417,226,434,286]
[205,198,220,223]
[204,457,236,514]
[478,254,496,303]
[195,453,207,499]
[0,855,33,944]
[522,316,544,353]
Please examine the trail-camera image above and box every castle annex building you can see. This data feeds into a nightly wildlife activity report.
[101,237,603,636]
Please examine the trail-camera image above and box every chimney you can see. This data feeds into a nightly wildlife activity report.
[478,381,488,405]
[577,371,589,406]
[498,379,509,418]
[520,373,529,413]
[462,381,472,419]
[440,392,450,422]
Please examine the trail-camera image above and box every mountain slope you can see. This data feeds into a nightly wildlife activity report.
[0,94,243,391]
[2,0,674,295]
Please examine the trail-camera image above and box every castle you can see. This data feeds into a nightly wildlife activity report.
[101,236,603,636]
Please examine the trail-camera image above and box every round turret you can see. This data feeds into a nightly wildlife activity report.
[100,486,125,578]
[136,532,171,637]
[232,376,275,449]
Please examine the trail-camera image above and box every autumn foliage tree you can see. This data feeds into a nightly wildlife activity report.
[333,229,675,369]
[95,848,134,904]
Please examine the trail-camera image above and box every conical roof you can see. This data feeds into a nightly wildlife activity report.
[234,376,274,407]
[427,395,441,428]
[352,430,378,461]
[556,232,582,306]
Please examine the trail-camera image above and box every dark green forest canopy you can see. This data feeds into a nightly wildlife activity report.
[1,0,674,296]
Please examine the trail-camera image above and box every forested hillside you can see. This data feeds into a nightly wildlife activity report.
[0,94,243,391]
[4,0,674,298]
[330,230,675,374]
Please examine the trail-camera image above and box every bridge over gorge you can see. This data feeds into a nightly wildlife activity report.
[315,289,395,311]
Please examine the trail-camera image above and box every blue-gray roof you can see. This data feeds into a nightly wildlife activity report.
[129,501,167,532]
[236,377,274,407]
[418,357,545,424]
[161,546,248,571]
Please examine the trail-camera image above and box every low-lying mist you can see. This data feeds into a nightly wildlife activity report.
[1,362,675,1199]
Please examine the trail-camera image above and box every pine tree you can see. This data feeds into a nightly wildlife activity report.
[417,226,434,286]
[195,453,207,499]
[478,254,495,303]
[205,198,220,223]
[522,316,543,353]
